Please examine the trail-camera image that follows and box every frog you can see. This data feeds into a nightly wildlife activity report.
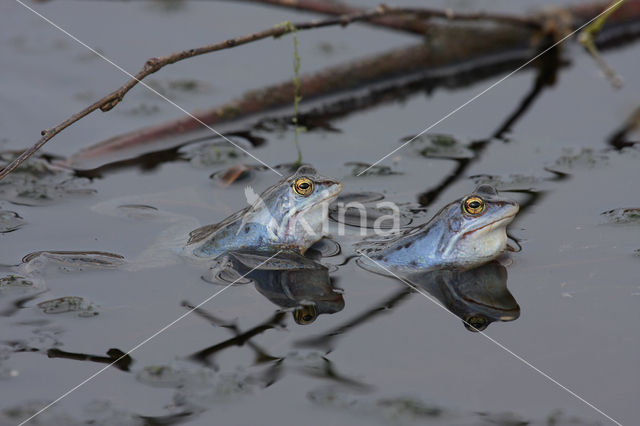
[357,185,519,273]
[185,165,343,258]
[9,166,342,287]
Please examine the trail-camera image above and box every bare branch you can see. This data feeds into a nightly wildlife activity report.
[0,5,542,180]
[232,0,542,35]
[71,25,534,165]
[5,0,640,179]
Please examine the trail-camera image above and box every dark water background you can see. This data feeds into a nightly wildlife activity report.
[1,1,639,425]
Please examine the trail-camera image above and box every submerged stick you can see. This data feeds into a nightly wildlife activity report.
[72,0,640,166]
[74,55,532,177]
[70,25,534,164]
[4,0,640,178]
[232,0,542,35]
[0,5,541,180]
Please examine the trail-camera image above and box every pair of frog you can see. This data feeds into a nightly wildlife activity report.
[15,165,518,329]
[186,165,519,273]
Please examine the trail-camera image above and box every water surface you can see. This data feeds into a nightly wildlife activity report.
[1,1,639,425]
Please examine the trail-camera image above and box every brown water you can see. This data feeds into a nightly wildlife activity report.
[1,1,639,425]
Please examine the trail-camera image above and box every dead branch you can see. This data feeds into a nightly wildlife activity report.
[73,55,534,177]
[70,25,533,165]
[0,5,542,180]
[3,0,640,179]
[232,0,541,35]
[69,0,640,166]
[232,0,432,35]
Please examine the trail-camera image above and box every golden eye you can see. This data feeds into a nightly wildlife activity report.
[463,196,485,215]
[293,177,314,196]
[293,305,317,325]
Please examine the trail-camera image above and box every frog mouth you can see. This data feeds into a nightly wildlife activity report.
[463,213,517,238]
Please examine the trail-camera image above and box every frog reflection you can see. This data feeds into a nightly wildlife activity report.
[407,261,519,332]
[213,250,344,325]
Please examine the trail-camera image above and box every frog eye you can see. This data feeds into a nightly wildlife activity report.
[462,196,486,215]
[293,305,317,325]
[293,177,314,196]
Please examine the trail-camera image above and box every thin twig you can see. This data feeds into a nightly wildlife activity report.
[0,5,542,181]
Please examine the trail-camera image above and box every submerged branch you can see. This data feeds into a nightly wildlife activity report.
[233,0,542,35]
[0,5,541,180]
[3,0,640,178]
[70,25,533,165]
[74,54,533,177]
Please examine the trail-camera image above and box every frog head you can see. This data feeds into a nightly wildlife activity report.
[437,185,519,268]
[244,165,342,253]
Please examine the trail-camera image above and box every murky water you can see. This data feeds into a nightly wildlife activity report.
[1,1,639,425]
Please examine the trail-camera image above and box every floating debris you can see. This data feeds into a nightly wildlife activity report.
[81,400,143,426]
[471,173,543,191]
[0,152,94,206]
[115,204,160,220]
[345,162,401,176]
[21,251,126,274]
[137,363,258,413]
[601,207,640,224]
[0,399,142,426]
[307,389,445,422]
[308,389,600,425]
[376,398,443,419]
[214,164,253,185]
[137,364,215,388]
[179,141,245,168]
[0,275,34,291]
[550,147,608,172]
[0,274,33,287]
[37,296,99,317]
[0,400,77,425]
[210,163,300,185]
[404,133,474,159]
[0,209,25,233]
